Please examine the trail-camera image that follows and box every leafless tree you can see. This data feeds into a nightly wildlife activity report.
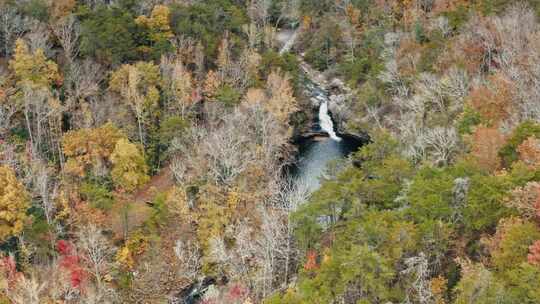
[451,177,469,224]
[0,5,28,56]
[6,274,47,304]
[53,16,80,64]
[0,97,16,138]
[64,59,104,129]
[169,125,207,184]
[24,21,53,57]
[30,160,56,227]
[248,0,272,28]
[20,86,58,158]
[173,239,201,280]
[160,54,195,118]
[402,252,434,304]
[423,126,458,166]
[78,225,114,295]
[203,116,255,185]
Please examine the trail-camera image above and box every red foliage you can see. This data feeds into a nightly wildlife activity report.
[227,283,248,301]
[56,240,86,289]
[527,240,540,265]
[469,125,506,172]
[0,255,22,288]
[304,250,319,271]
[57,239,73,255]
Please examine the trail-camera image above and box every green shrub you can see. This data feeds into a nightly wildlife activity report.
[216,84,241,106]
[159,115,188,143]
[260,51,301,88]
[441,4,470,32]
[20,0,48,22]
[499,121,540,167]
[80,181,115,210]
[457,106,482,135]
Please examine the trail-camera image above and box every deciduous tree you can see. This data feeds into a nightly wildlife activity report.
[109,62,160,147]
[265,69,298,124]
[110,138,149,193]
[9,39,61,89]
[0,166,29,241]
[62,123,123,177]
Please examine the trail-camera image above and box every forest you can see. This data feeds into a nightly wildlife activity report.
[1,0,540,303]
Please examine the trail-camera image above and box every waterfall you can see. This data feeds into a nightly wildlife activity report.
[279,30,299,55]
[319,100,342,141]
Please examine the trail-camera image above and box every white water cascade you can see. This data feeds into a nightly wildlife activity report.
[319,100,342,141]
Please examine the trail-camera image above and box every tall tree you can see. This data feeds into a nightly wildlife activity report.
[0,166,29,241]
[109,62,160,147]
[135,4,174,59]
[265,69,298,125]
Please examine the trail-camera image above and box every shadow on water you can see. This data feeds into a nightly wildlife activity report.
[287,133,365,193]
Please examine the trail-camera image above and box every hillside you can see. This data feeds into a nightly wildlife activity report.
[1,1,540,303]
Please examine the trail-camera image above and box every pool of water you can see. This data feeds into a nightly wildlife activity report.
[290,135,364,193]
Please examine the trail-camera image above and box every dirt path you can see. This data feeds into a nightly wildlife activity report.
[132,165,175,203]
[111,166,175,239]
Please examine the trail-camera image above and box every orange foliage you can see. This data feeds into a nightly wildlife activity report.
[430,276,448,304]
[49,0,76,20]
[468,74,515,125]
[304,250,319,271]
[528,240,540,266]
[517,137,540,169]
[345,4,362,28]
[432,0,471,15]
[469,125,507,172]
[396,37,422,77]
[72,200,108,228]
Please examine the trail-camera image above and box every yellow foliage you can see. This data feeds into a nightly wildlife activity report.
[62,123,123,177]
[110,138,149,193]
[54,188,71,221]
[110,62,160,116]
[135,5,173,43]
[116,231,148,269]
[195,185,233,250]
[9,39,61,89]
[0,166,29,241]
[116,246,134,269]
[265,69,298,124]
[166,187,192,219]
[302,15,312,29]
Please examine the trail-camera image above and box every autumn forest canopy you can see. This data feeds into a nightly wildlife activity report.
[2,0,540,303]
